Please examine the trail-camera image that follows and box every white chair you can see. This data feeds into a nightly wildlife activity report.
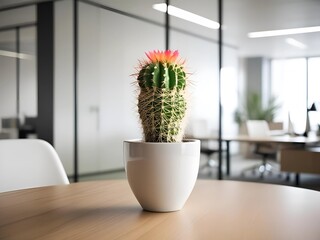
[247,120,270,137]
[0,139,69,192]
[242,120,278,178]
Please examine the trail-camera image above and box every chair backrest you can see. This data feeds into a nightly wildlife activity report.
[1,118,19,139]
[246,120,270,137]
[0,139,69,192]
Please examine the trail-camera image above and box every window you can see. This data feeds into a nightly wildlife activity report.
[308,57,320,131]
[271,57,320,134]
[271,58,307,134]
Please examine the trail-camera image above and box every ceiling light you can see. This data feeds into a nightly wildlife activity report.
[285,38,307,49]
[248,26,320,38]
[153,3,220,30]
[0,50,34,59]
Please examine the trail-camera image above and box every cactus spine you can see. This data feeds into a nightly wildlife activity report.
[135,50,188,142]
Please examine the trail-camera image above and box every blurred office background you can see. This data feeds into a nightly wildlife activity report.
[0,0,319,183]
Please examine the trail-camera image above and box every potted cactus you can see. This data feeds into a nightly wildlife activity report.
[123,50,200,212]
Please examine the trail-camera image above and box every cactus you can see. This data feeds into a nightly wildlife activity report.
[134,50,189,142]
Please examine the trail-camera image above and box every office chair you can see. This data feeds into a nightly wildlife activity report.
[200,141,219,169]
[1,117,19,139]
[241,120,278,178]
[187,119,221,174]
[0,139,69,192]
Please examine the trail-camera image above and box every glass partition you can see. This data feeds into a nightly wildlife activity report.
[77,1,166,176]
[2,0,318,181]
[170,0,222,137]
[54,0,74,175]
[0,26,37,139]
[19,26,37,126]
[0,30,17,138]
[167,0,238,145]
[0,6,35,28]
[54,0,320,179]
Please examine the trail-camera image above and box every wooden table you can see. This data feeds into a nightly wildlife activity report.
[1,180,320,240]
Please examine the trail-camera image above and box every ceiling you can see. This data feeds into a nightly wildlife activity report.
[223,0,320,58]
[0,0,320,58]
[93,0,320,58]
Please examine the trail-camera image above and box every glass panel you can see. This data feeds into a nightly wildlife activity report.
[0,6,37,140]
[0,6,36,28]
[90,0,164,25]
[221,48,238,137]
[170,0,222,137]
[170,0,219,41]
[0,30,17,138]
[78,1,165,175]
[19,26,37,132]
[54,0,74,175]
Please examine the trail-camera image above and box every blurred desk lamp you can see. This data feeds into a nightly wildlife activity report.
[303,103,317,137]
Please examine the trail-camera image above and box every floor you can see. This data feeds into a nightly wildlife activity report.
[79,154,320,192]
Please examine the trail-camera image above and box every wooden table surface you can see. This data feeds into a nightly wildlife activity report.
[1,180,320,240]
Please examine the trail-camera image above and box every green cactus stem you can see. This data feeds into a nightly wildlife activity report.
[135,50,188,142]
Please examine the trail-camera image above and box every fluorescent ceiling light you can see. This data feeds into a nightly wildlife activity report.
[153,3,220,30]
[285,38,307,49]
[0,50,34,59]
[248,26,320,38]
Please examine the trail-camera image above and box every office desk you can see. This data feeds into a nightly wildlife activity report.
[199,135,320,180]
[1,180,320,240]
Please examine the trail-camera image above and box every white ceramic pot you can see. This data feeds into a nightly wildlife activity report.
[123,139,200,212]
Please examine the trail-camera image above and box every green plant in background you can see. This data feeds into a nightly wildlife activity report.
[134,50,189,142]
[234,92,281,124]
